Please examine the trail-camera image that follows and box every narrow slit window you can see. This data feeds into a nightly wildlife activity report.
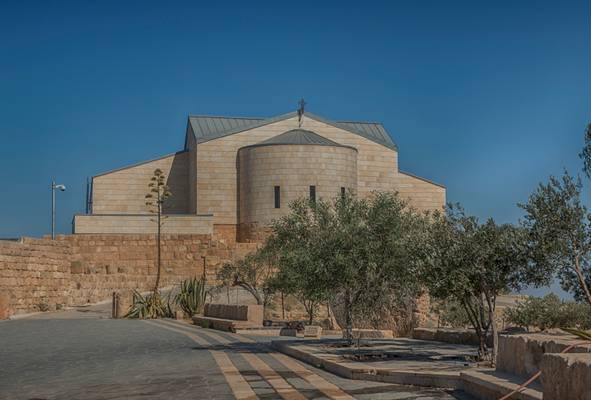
[341,187,346,198]
[309,185,316,203]
[274,186,280,208]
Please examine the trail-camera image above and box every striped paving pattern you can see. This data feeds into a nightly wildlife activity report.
[146,319,355,400]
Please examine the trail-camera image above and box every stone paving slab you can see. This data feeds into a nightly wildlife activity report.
[272,338,480,389]
[1,309,475,400]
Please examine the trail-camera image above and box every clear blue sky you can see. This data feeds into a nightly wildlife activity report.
[1,1,590,295]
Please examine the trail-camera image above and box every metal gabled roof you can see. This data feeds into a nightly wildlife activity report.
[186,111,398,151]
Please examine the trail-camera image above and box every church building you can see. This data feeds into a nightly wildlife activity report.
[74,109,445,243]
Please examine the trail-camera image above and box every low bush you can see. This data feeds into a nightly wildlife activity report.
[174,277,206,317]
[504,294,591,330]
[430,299,472,328]
[126,290,174,319]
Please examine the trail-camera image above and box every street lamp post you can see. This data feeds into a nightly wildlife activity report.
[51,180,66,240]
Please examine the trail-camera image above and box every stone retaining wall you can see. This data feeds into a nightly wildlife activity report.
[497,333,591,377]
[0,234,259,317]
[0,238,71,314]
[541,353,591,400]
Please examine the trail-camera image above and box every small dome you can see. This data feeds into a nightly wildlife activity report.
[258,129,343,146]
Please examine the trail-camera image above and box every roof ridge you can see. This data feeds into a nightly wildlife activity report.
[188,114,265,120]
[189,115,384,125]
[337,120,384,125]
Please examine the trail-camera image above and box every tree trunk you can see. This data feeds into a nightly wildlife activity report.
[490,308,498,367]
[574,256,591,306]
[242,284,262,305]
[478,333,488,361]
[344,292,353,345]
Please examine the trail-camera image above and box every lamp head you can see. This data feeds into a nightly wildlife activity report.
[55,184,66,191]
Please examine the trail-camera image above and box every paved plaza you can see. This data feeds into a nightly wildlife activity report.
[0,309,474,400]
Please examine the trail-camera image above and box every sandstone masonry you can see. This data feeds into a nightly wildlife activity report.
[0,234,257,317]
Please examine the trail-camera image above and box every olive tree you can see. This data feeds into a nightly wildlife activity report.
[579,123,591,178]
[519,172,591,306]
[420,205,529,362]
[217,250,275,307]
[265,191,425,343]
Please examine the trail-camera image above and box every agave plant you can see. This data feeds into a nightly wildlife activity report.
[126,290,174,319]
[174,277,207,318]
[562,327,591,341]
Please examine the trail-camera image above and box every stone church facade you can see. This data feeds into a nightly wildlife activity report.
[74,111,445,243]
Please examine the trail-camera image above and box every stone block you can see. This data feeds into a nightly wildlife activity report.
[541,353,591,400]
[204,303,263,325]
[303,325,322,338]
[347,329,394,340]
[0,291,10,319]
[280,328,299,337]
[112,290,133,318]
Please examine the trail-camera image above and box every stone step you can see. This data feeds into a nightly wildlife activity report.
[461,369,542,400]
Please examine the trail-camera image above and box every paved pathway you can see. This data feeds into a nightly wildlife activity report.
[0,311,474,400]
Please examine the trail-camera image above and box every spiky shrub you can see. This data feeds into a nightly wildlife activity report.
[175,277,206,317]
[126,290,174,319]
[562,327,591,341]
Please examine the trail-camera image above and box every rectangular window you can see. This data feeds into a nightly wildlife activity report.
[341,187,346,199]
[309,185,316,203]
[274,186,280,208]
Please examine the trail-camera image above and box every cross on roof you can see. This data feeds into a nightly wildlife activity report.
[297,98,306,127]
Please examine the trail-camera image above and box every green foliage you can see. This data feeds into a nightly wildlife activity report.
[504,294,591,330]
[263,191,425,342]
[519,172,591,305]
[579,123,591,178]
[430,299,471,328]
[217,250,274,306]
[144,168,172,210]
[174,277,206,317]
[126,290,174,319]
[420,204,529,360]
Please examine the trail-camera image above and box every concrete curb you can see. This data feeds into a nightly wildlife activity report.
[271,340,462,389]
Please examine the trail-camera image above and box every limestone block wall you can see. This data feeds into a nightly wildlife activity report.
[0,234,260,317]
[92,151,190,214]
[197,116,402,225]
[238,144,358,230]
[197,115,445,227]
[74,214,213,235]
[0,238,71,314]
[394,172,446,213]
[187,130,198,214]
[63,234,240,306]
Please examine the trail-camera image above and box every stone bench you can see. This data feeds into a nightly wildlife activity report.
[346,329,394,340]
[192,303,263,332]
